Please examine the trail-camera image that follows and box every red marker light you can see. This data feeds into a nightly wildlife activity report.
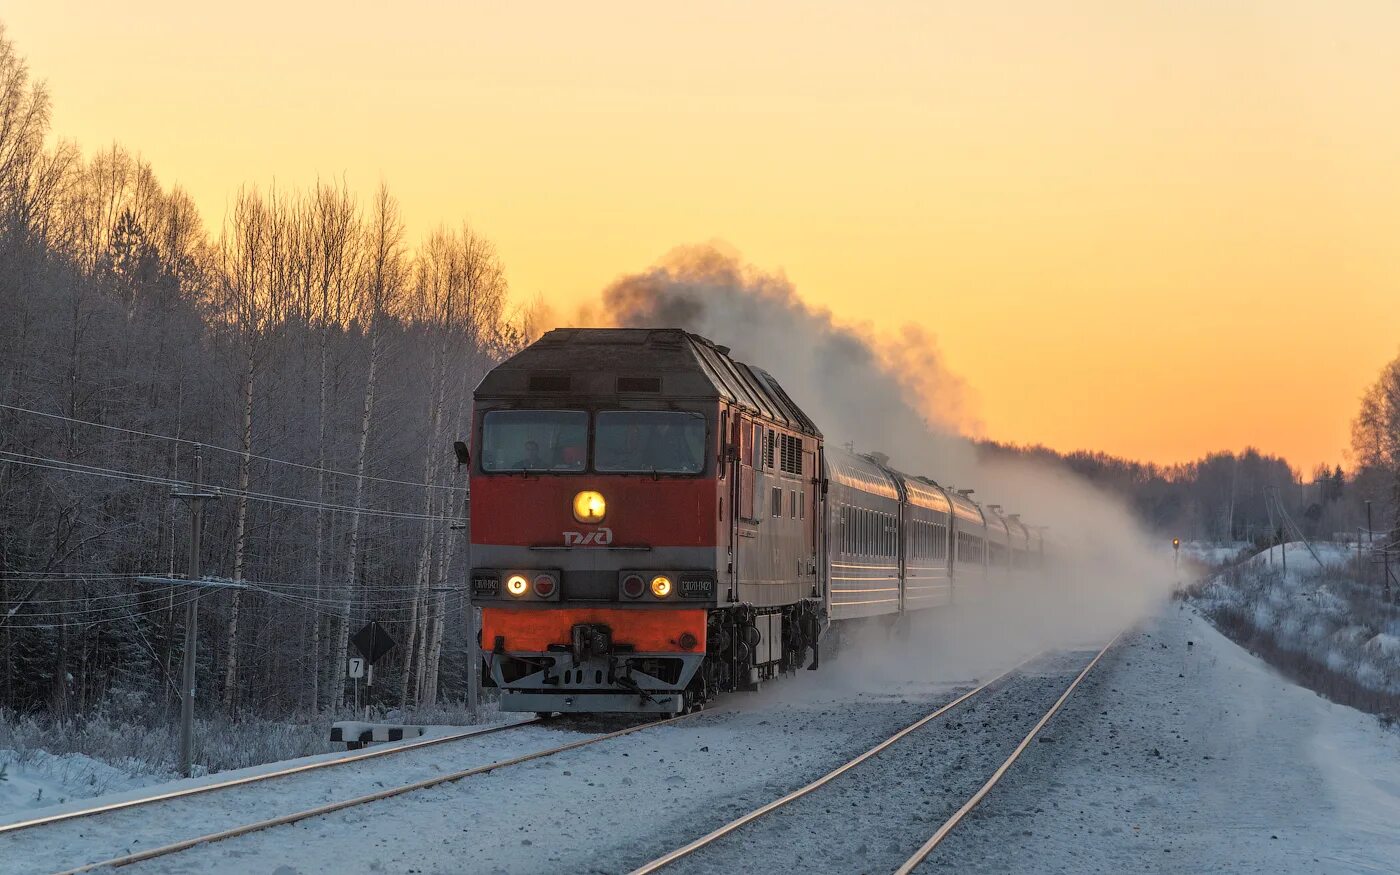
[533,575,556,597]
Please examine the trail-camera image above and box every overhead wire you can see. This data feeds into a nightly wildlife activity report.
[0,402,468,493]
[0,451,464,523]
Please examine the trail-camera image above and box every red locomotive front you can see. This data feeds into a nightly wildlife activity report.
[468,328,825,714]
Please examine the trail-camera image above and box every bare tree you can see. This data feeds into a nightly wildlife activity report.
[334,185,406,704]
[1353,352,1400,545]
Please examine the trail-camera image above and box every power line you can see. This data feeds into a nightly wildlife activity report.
[0,402,468,493]
[0,452,463,523]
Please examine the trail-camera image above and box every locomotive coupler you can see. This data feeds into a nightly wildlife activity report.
[571,623,613,663]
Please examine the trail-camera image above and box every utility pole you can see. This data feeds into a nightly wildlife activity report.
[1385,533,1393,603]
[451,441,478,721]
[171,446,218,777]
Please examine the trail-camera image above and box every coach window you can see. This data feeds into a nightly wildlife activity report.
[595,411,706,474]
[481,410,587,472]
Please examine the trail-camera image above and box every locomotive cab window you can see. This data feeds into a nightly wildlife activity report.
[481,410,587,472]
[595,410,706,474]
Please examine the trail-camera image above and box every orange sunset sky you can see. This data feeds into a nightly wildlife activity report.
[5,2,1398,473]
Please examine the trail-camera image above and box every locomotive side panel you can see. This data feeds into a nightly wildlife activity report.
[734,418,816,609]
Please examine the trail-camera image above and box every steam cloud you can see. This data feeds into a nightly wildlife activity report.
[577,244,1172,678]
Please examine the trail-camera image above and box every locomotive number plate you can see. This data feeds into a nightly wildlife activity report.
[471,576,500,598]
[679,579,714,599]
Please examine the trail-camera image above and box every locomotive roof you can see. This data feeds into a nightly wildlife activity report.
[476,328,821,437]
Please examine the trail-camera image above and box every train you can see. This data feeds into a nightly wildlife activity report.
[464,327,1043,714]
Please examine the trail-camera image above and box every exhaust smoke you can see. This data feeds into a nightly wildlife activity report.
[579,244,1172,686]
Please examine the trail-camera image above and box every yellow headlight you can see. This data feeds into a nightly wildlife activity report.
[650,575,673,598]
[573,490,606,523]
[505,574,529,596]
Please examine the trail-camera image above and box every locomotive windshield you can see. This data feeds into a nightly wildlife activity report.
[481,410,588,472]
[594,411,705,474]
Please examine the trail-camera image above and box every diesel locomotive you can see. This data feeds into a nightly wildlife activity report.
[465,328,1041,714]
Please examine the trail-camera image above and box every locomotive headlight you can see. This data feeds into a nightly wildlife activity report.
[573,490,606,524]
[650,575,673,598]
[505,574,530,597]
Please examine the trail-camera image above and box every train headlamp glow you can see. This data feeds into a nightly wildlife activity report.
[505,574,530,596]
[650,575,673,598]
[573,490,606,523]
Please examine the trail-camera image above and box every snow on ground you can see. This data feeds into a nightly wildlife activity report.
[1242,540,1356,578]
[0,721,553,874]
[923,602,1400,873]
[8,597,1399,873]
[1180,541,1251,568]
[664,650,1105,875]
[120,678,983,875]
[0,748,160,817]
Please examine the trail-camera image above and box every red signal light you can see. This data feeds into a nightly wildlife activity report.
[533,575,556,598]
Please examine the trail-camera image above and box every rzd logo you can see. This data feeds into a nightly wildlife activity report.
[564,527,613,546]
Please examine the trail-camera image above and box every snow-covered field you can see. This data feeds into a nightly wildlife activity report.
[5,596,1399,874]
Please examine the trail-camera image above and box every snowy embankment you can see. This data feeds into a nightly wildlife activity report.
[1187,541,1400,716]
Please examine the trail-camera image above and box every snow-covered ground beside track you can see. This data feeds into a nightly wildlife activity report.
[7,597,1398,874]
[0,748,161,817]
[923,602,1400,873]
[0,721,566,875]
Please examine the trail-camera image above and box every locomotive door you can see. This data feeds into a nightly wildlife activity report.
[733,413,761,604]
[726,409,743,600]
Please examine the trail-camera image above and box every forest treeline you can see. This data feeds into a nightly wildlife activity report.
[976,374,1400,550]
[0,25,527,718]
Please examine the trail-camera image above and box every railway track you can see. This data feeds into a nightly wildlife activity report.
[0,717,538,838]
[6,712,695,875]
[628,634,1122,875]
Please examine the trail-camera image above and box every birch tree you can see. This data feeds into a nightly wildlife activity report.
[334,185,406,704]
